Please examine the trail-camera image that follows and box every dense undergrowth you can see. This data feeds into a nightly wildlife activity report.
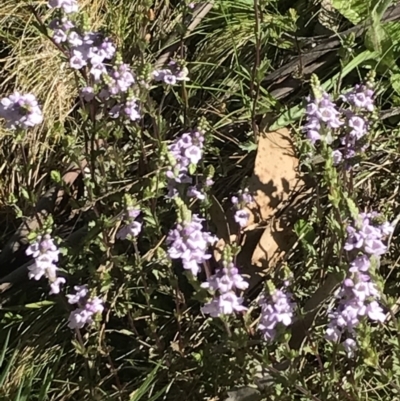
[1,0,400,400]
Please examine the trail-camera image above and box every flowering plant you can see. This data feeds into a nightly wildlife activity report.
[0,1,399,400]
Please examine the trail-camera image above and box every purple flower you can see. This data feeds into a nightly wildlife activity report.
[304,92,342,145]
[343,338,357,357]
[258,287,296,341]
[90,64,108,81]
[344,213,389,256]
[48,0,79,14]
[205,178,214,187]
[201,292,247,317]
[201,261,248,317]
[187,185,206,200]
[341,84,374,112]
[201,263,249,293]
[234,209,250,228]
[349,255,370,273]
[68,309,93,329]
[166,130,205,198]
[329,83,375,163]
[185,145,202,164]
[81,87,95,102]
[48,20,116,78]
[347,114,367,140]
[67,285,89,304]
[166,214,217,275]
[69,50,87,69]
[117,221,142,240]
[0,92,43,130]
[366,300,386,321]
[110,98,140,121]
[326,213,389,352]
[107,63,135,95]
[123,99,141,121]
[232,189,254,228]
[50,18,74,43]
[67,285,104,329]
[67,31,83,47]
[26,234,60,282]
[326,272,384,342]
[332,149,343,165]
[116,207,142,240]
[27,254,58,282]
[49,277,66,295]
[153,62,189,85]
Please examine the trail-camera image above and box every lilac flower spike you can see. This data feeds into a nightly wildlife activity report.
[187,185,206,200]
[116,207,142,240]
[344,212,391,257]
[332,82,375,164]
[258,287,295,341]
[232,189,254,228]
[49,17,74,43]
[341,84,374,112]
[67,285,104,329]
[325,271,385,343]
[48,0,79,14]
[304,91,342,145]
[166,130,205,198]
[343,338,357,357]
[166,214,217,275]
[109,97,141,121]
[0,92,43,130]
[48,18,116,81]
[153,61,189,85]
[68,32,116,77]
[26,234,66,296]
[81,87,95,102]
[50,277,67,295]
[26,235,60,282]
[201,262,249,317]
[106,63,136,95]
[326,212,391,354]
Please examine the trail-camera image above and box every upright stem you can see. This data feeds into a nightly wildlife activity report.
[250,0,262,142]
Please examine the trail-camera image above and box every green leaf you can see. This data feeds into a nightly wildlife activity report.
[363,1,395,66]
[383,21,400,44]
[364,22,394,68]
[0,329,11,368]
[345,196,359,219]
[188,163,196,175]
[269,104,303,131]
[116,329,136,337]
[0,349,17,387]
[24,300,54,309]
[238,140,257,152]
[143,214,157,227]
[50,170,61,183]
[294,219,315,241]
[390,73,400,96]
[129,363,163,401]
[27,231,37,241]
[332,0,371,24]
[373,0,393,21]
[20,187,30,201]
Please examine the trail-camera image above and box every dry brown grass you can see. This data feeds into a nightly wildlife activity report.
[0,1,113,216]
